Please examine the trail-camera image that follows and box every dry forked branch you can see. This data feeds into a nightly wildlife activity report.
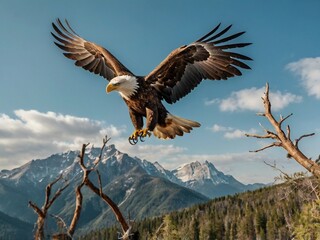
[76,136,132,239]
[48,143,88,240]
[246,83,320,178]
[65,136,113,237]
[55,135,123,239]
[30,135,133,239]
[29,174,69,240]
[263,161,306,186]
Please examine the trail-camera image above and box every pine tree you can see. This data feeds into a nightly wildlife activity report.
[293,200,320,240]
[254,209,267,240]
[158,214,180,240]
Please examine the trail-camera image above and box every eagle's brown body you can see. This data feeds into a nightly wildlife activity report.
[123,77,168,132]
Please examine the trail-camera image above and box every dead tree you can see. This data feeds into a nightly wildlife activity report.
[50,137,111,239]
[76,138,132,239]
[245,83,320,178]
[29,175,69,240]
[51,136,134,240]
[30,135,136,239]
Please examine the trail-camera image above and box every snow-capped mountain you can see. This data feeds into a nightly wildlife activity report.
[0,144,208,235]
[0,144,264,201]
[173,160,229,184]
[0,150,78,185]
[171,160,254,198]
[0,144,264,236]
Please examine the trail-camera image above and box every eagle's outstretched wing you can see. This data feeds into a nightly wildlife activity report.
[51,19,133,81]
[145,24,252,104]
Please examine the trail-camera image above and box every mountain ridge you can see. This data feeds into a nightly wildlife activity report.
[0,144,264,237]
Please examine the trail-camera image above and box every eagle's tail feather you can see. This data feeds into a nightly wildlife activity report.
[153,113,200,139]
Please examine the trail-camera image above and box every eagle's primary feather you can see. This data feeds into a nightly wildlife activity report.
[52,19,252,140]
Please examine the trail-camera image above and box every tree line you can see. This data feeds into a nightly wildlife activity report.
[80,180,318,239]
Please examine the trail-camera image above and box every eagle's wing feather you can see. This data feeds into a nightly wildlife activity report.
[145,24,252,104]
[52,19,132,81]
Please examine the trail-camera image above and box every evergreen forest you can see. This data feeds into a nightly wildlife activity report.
[79,178,320,240]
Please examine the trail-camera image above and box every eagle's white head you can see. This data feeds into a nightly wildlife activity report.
[106,75,139,100]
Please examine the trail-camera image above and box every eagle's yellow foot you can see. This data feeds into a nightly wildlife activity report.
[138,129,151,138]
[128,129,141,145]
[128,129,151,145]
[137,129,151,143]
[129,129,141,140]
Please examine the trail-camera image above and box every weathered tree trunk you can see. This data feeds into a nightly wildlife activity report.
[77,142,131,239]
[246,83,320,178]
[29,136,136,239]
[29,175,69,240]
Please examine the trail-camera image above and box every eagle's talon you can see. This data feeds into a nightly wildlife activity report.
[128,129,143,145]
[128,137,138,145]
[139,129,151,138]
[139,135,145,142]
[129,130,141,140]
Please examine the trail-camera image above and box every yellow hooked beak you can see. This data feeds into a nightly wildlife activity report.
[106,83,117,93]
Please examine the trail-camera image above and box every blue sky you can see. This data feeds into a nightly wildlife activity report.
[1,0,320,183]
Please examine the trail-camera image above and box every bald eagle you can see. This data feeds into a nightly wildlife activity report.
[52,19,251,144]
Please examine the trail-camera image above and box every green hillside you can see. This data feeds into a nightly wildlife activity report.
[0,210,33,240]
[79,182,314,239]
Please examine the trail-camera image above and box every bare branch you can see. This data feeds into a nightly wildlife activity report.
[258,122,268,133]
[294,133,315,147]
[279,113,293,126]
[68,184,83,236]
[263,83,271,114]
[245,132,278,140]
[249,142,282,153]
[246,83,320,178]
[286,125,291,140]
[50,214,70,235]
[47,182,70,210]
[44,174,63,209]
[78,143,90,168]
[306,179,320,201]
[28,201,44,218]
[65,143,89,237]
[263,161,289,178]
[29,175,68,240]
[74,138,130,238]
[96,170,103,196]
[256,122,278,139]
[93,135,111,167]
[30,135,132,239]
[85,178,130,234]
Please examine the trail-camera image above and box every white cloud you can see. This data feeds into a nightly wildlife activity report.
[204,98,220,106]
[224,129,245,139]
[0,110,126,169]
[0,110,187,171]
[224,128,257,139]
[114,140,186,163]
[209,124,257,139]
[287,57,320,99]
[0,109,256,171]
[0,110,304,184]
[209,124,233,132]
[207,87,302,112]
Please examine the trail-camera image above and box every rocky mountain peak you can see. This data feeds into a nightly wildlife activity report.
[0,145,264,199]
[172,160,226,184]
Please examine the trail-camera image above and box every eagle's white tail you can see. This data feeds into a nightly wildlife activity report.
[153,113,200,139]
